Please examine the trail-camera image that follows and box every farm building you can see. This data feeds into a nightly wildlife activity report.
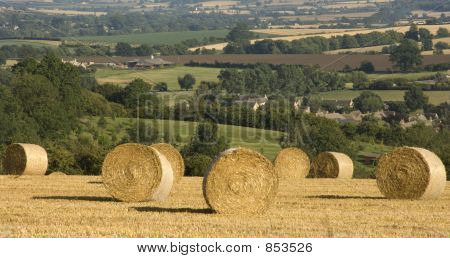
[234,95,269,111]
[126,58,174,69]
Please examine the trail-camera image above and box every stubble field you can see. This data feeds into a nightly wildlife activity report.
[1,176,449,237]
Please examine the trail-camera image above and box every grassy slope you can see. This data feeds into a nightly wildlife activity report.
[318,90,450,105]
[95,66,221,90]
[67,30,230,45]
[88,117,283,160]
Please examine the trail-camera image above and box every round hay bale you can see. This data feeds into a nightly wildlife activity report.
[48,171,66,176]
[274,147,310,179]
[101,143,174,202]
[151,143,185,183]
[203,148,278,215]
[376,147,446,200]
[311,152,353,179]
[3,143,48,175]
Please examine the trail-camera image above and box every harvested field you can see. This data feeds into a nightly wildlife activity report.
[28,8,107,16]
[164,54,450,72]
[279,12,377,21]
[0,176,449,237]
[411,10,450,18]
[0,39,61,48]
[251,28,363,36]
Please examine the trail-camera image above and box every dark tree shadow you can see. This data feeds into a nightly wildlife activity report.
[132,207,213,214]
[307,195,385,200]
[88,181,103,184]
[33,196,115,202]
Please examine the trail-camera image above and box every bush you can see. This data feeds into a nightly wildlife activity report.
[184,154,213,177]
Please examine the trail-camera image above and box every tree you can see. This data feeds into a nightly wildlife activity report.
[154,82,168,92]
[349,71,369,89]
[178,74,196,91]
[115,42,135,56]
[184,154,212,176]
[390,39,422,72]
[359,61,375,73]
[226,23,255,43]
[126,120,159,144]
[281,113,356,158]
[182,121,229,158]
[405,24,419,41]
[404,86,429,111]
[353,91,384,113]
[434,42,449,55]
[436,27,449,38]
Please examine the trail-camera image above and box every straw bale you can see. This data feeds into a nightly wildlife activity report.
[376,147,446,199]
[203,148,278,214]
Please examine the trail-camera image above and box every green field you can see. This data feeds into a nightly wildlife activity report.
[95,66,221,90]
[66,30,229,45]
[367,71,445,81]
[87,117,283,160]
[318,90,450,105]
[0,39,61,48]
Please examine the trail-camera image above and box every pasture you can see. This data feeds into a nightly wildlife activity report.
[95,66,220,90]
[0,176,448,237]
[318,90,450,105]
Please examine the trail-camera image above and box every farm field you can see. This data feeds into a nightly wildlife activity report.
[95,66,221,90]
[192,24,450,51]
[0,39,61,47]
[1,176,449,237]
[367,71,445,81]
[251,28,363,36]
[318,90,450,105]
[66,30,229,46]
[87,117,283,160]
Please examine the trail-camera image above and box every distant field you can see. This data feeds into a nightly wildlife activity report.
[318,90,450,105]
[95,66,220,90]
[325,37,450,54]
[193,24,450,51]
[67,30,229,46]
[279,11,377,22]
[251,28,363,36]
[0,39,61,48]
[28,8,107,16]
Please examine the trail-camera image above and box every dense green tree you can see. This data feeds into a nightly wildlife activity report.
[126,120,160,145]
[349,71,370,89]
[154,82,168,92]
[390,39,422,72]
[184,154,212,176]
[115,42,135,56]
[436,27,449,38]
[405,24,419,41]
[353,91,384,113]
[178,74,196,91]
[226,23,255,43]
[359,61,375,73]
[182,121,229,158]
[404,86,429,111]
[281,113,356,158]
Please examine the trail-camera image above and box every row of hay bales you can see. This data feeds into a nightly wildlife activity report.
[2,142,447,215]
